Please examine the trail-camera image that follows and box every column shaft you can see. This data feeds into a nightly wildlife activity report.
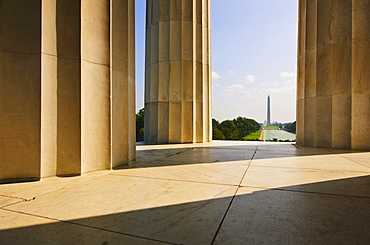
[296,0,306,146]
[56,0,82,176]
[0,0,42,181]
[304,0,317,146]
[351,0,370,149]
[111,0,136,167]
[0,0,136,182]
[145,0,212,144]
[332,0,352,148]
[41,0,58,177]
[297,0,370,149]
[81,0,111,173]
[315,0,333,147]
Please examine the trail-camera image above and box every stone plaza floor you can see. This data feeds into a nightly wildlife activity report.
[1,141,370,244]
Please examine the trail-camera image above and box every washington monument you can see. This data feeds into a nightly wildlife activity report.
[267,95,271,126]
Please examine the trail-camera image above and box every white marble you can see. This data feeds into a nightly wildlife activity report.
[214,186,370,244]
[1,141,370,244]
[0,209,163,245]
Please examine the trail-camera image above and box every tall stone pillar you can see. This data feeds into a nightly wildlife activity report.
[297,0,370,149]
[80,0,111,173]
[41,0,58,177]
[0,0,136,182]
[55,0,82,176]
[110,0,136,167]
[331,0,352,148]
[145,0,212,143]
[296,0,306,146]
[352,0,370,149]
[0,0,42,181]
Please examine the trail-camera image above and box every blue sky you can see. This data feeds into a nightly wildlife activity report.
[135,0,298,123]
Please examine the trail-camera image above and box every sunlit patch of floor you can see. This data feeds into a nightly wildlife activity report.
[1,141,369,244]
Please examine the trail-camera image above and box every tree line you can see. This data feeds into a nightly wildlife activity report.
[212,117,260,140]
[136,108,145,141]
[136,108,292,141]
[283,121,296,133]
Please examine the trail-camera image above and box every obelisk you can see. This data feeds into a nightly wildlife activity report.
[267,95,271,126]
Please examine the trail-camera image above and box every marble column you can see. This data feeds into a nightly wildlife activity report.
[331,0,352,149]
[351,0,370,149]
[80,0,111,173]
[0,0,136,182]
[144,0,212,143]
[296,0,306,146]
[55,0,82,176]
[0,0,43,181]
[41,0,58,177]
[297,0,370,149]
[110,0,136,167]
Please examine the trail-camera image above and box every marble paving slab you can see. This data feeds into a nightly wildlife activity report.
[0,209,166,245]
[5,174,237,244]
[214,186,370,244]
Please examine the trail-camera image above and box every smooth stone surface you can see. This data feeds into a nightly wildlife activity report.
[5,174,236,244]
[1,141,370,244]
[0,173,110,200]
[123,142,256,186]
[242,165,370,197]
[114,161,247,186]
[334,152,370,169]
[251,154,370,172]
[0,210,164,245]
[214,187,370,245]
[0,196,22,208]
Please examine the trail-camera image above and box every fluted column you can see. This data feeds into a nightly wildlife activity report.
[297,0,370,149]
[111,0,136,167]
[55,0,82,176]
[145,0,212,143]
[352,0,370,149]
[296,0,306,146]
[0,0,42,181]
[331,0,352,148]
[0,0,136,182]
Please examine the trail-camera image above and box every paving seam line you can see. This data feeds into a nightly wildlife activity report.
[1,208,177,245]
[210,146,258,245]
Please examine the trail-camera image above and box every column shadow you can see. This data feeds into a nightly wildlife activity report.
[1,175,369,244]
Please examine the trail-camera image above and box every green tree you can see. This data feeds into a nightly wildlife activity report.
[212,119,226,140]
[213,128,226,140]
[220,120,239,140]
[212,117,260,140]
[284,121,296,134]
[233,116,260,139]
[136,108,145,141]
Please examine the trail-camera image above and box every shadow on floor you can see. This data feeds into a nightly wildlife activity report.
[1,175,369,245]
[116,143,368,170]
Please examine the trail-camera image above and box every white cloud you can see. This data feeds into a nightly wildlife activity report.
[224,83,244,93]
[279,72,295,78]
[228,70,235,75]
[266,81,278,86]
[212,71,221,80]
[267,86,295,94]
[285,79,295,85]
[240,94,254,99]
[244,75,257,84]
